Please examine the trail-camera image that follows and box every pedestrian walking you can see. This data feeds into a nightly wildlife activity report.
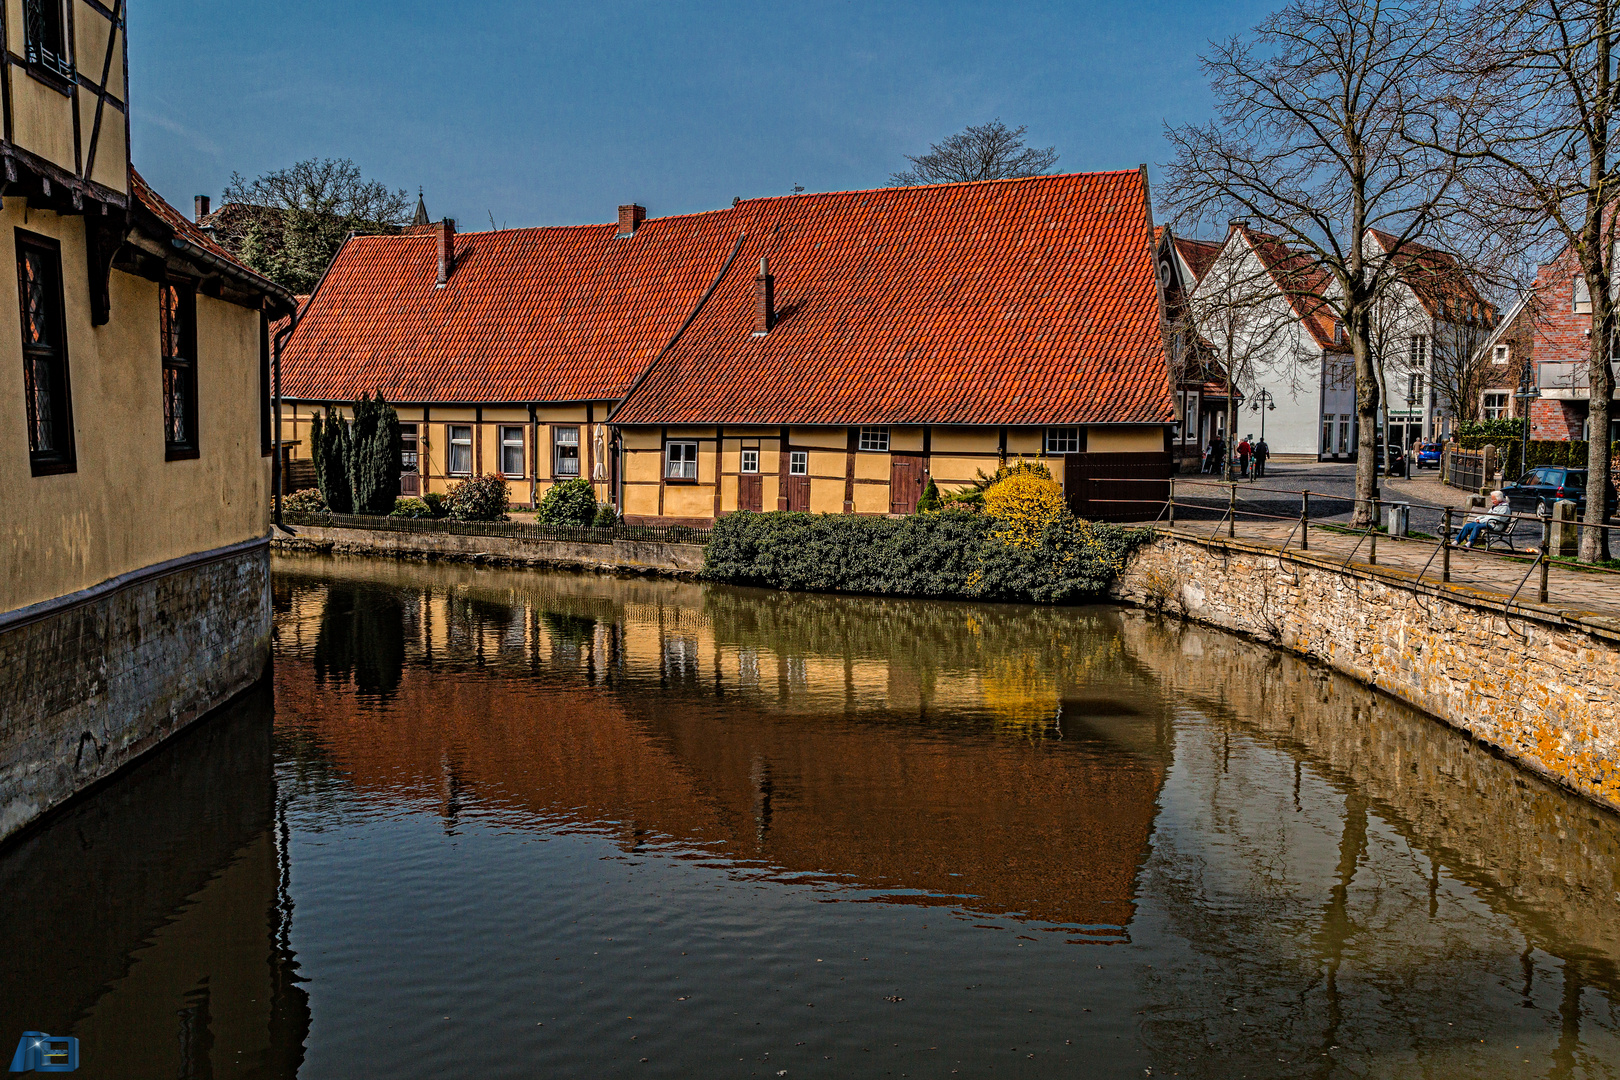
[1203,434,1224,475]
[1236,435,1253,479]
[1253,437,1269,479]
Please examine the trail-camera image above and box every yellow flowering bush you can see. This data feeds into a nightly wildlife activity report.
[984,470,1067,548]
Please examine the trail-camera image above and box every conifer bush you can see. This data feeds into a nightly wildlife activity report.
[537,477,598,526]
[915,478,941,512]
[310,409,353,513]
[347,393,402,515]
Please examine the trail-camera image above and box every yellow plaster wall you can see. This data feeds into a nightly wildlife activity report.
[1006,429,1043,455]
[854,485,890,514]
[664,484,713,518]
[930,457,1001,486]
[808,451,845,477]
[930,428,997,455]
[0,206,268,611]
[854,453,889,481]
[624,448,662,484]
[10,74,76,176]
[809,479,844,513]
[1088,426,1166,453]
[620,427,662,451]
[890,426,925,453]
[623,483,660,518]
[790,427,848,450]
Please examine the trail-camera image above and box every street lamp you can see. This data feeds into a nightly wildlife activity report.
[1514,360,1540,480]
[1249,389,1275,442]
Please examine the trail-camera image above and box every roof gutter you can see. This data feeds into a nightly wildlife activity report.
[170,235,297,316]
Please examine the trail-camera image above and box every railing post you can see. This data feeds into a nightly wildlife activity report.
[1229,482,1236,538]
[1442,507,1452,583]
[1300,490,1309,551]
[1167,477,1175,527]
[1540,518,1551,604]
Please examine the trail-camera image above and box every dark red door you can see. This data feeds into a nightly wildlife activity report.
[738,474,762,512]
[786,475,810,511]
[889,455,926,514]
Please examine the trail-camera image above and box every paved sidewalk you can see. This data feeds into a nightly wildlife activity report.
[1169,517,1620,623]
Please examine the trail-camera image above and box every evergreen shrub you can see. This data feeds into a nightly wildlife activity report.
[444,474,510,521]
[283,488,327,513]
[347,393,403,515]
[390,497,435,518]
[310,409,353,513]
[593,504,620,528]
[537,478,598,526]
[915,478,941,513]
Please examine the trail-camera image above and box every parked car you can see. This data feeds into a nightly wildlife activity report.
[1502,467,1619,516]
[1415,442,1442,469]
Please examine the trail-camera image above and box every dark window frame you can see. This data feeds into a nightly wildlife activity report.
[22,0,74,91]
[17,229,75,476]
[161,278,200,461]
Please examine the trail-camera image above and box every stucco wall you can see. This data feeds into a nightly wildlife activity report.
[0,204,270,612]
[273,523,706,576]
[1116,530,1620,811]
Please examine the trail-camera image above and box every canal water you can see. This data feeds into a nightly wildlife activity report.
[4,555,1620,1079]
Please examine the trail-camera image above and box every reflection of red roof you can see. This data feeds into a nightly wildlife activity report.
[1240,227,1350,353]
[282,212,746,403]
[1173,236,1223,284]
[616,170,1174,426]
[1366,229,1494,323]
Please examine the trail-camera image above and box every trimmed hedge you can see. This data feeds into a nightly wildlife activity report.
[538,477,598,526]
[702,510,1143,604]
[1456,434,1613,481]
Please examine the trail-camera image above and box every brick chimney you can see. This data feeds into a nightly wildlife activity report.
[194,195,210,222]
[618,204,646,238]
[754,257,774,336]
[436,218,456,287]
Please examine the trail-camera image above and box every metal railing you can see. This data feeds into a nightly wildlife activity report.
[280,511,712,546]
[1537,360,1620,393]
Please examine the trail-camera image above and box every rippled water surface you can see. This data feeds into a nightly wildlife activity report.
[5,553,1620,1078]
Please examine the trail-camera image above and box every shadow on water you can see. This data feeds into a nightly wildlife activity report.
[0,683,308,1080]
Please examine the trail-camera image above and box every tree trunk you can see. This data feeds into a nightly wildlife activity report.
[1583,285,1614,561]
[1353,334,1381,528]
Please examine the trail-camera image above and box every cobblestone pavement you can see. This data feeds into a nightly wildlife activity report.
[1167,514,1620,622]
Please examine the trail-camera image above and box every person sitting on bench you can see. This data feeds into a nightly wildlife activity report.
[1453,490,1510,547]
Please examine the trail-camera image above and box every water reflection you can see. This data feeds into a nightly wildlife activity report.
[6,555,1620,1078]
[0,686,307,1079]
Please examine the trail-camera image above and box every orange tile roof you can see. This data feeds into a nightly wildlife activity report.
[281,212,744,403]
[1238,226,1350,353]
[1173,236,1223,285]
[1366,229,1495,323]
[615,170,1174,426]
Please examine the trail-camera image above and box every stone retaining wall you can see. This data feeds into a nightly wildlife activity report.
[0,541,271,842]
[272,523,706,576]
[1115,529,1620,812]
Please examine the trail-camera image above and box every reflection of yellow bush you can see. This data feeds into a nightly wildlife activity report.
[984,470,1066,549]
[980,651,1061,727]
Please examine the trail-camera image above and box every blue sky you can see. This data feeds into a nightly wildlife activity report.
[129,0,1273,231]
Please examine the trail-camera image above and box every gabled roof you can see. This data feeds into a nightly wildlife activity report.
[1173,236,1223,285]
[1366,229,1494,323]
[615,170,1174,426]
[1235,226,1350,353]
[129,170,295,312]
[281,211,744,402]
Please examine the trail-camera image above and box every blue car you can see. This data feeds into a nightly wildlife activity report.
[1415,442,1442,469]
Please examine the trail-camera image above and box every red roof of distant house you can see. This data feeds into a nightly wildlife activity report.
[1238,226,1350,353]
[281,212,743,403]
[1173,236,1223,285]
[615,171,1174,426]
[1366,229,1494,323]
[282,170,1175,427]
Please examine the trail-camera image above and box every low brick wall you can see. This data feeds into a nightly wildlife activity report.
[273,523,707,576]
[0,540,271,843]
[1115,530,1620,812]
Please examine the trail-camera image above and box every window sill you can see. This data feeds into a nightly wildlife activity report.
[664,476,701,484]
[25,62,74,98]
[29,457,76,477]
[166,445,200,461]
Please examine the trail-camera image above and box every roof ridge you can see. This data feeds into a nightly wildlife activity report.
[731,168,1140,209]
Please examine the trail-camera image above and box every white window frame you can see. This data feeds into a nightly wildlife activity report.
[665,440,698,480]
[448,424,473,476]
[1493,344,1509,365]
[1045,427,1082,454]
[553,425,581,477]
[740,448,760,473]
[1575,275,1592,313]
[789,450,808,475]
[499,425,525,477]
[857,426,889,452]
[1482,391,1509,420]
[1182,392,1198,442]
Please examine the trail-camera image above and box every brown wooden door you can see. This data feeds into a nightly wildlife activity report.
[889,454,926,514]
[785,475,810,511]
[1063,452,1172,522]
[738,473,762,512]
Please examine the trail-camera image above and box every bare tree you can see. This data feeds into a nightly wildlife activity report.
[889,120,1058,186]
[219,158,413,294]
[1163,0,1471,526]
[1441,1,1620,559]
[1182,239,1311,479]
